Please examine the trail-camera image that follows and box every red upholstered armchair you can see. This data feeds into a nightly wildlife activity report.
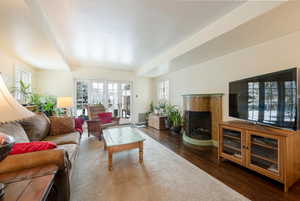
[75,117,85,136]
[86,105,120,140]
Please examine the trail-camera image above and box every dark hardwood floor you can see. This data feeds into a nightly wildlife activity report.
[140,127,300,201]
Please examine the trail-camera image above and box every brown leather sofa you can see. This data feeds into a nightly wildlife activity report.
[0,113,80,201]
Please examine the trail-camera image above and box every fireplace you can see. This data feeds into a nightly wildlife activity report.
[185,111,211,140]
[182,94,223,146]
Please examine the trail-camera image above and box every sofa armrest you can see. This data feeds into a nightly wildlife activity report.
[0,149,69,174]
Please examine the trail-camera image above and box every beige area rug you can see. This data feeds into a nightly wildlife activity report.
[71,127,250,201]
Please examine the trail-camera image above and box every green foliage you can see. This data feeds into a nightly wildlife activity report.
[28,93,59,116]
[41,96,56,116]
[149,101,154,113]
[165,104,183,127]
[11,80,32,104]
[30,93,42,106]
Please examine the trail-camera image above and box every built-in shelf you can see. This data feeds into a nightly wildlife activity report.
[251,153,278,164]
[224,134,240,141]
[252,141,278,150]
[223,144,241,152]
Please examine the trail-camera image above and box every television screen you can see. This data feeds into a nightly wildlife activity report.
[229,68,298,130]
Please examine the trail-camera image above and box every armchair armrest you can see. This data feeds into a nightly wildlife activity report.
[0,149,69,174]
[86,119,100,123]
[112,117,120,125]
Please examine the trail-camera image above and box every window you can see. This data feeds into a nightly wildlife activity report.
[75,80,132,119]
[158,80,169,101]
[75,80,89,116]
[91,81,105,105]
[15,68,32,103]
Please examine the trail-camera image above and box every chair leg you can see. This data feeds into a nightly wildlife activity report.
[98,130,103,141]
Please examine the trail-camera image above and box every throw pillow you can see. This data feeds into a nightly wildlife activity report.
[0,122,29,143]
[20,113,51,141]
[9,141,57,155]
[49,116,75,136]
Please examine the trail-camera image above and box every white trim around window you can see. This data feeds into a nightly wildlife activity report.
[158,79,169,101]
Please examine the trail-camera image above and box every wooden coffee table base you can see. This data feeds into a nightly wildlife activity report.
[105,141,144,171]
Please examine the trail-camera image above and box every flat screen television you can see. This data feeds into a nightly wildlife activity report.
[229,68,299,130]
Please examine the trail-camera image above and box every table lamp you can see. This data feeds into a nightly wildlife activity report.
[0,73,34,197]
[57,97,74,116]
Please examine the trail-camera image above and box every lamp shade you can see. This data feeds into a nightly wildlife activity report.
[57,97,73,108]
[0,74,34,123]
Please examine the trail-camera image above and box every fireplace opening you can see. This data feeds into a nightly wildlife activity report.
[184,111,212,140]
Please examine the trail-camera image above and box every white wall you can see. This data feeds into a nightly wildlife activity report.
[0,50,37,89]
[154,30,300,121]
[36,67,153,123]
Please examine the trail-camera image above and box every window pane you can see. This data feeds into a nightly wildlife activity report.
[264,81,278,123]
[248,82,259,121]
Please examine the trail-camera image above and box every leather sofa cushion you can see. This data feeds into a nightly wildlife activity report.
[56,144,78,164]
[44,132,80,145]
[0,122,29,143]
[20,113,50,141]
[50,116,75,136]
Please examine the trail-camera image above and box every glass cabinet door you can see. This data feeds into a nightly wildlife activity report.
[247,133,281,177]
[221,127,244,164]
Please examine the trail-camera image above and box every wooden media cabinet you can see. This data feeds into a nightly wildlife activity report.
[219,121,300,192]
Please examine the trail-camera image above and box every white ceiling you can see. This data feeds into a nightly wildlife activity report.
[0,0,69,70]
[0,0,245,71]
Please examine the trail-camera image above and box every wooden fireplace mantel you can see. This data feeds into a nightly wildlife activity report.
[183,93,223,145]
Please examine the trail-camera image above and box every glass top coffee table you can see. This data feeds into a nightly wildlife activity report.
[103,127,145,170]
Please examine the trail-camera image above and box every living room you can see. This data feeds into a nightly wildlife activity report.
[0,0,300,201]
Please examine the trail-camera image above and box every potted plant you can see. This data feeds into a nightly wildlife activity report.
[165,104,175,129]
[41,96,57,117]
[170,108,183,133]
[166,104,183,133]
[11,80,32,105]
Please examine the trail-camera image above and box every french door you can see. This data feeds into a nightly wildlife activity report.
[75,79,132,121]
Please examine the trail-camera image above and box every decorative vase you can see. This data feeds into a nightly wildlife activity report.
[0,133,15,161]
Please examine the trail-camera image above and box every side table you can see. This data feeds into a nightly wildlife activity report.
[0,165,58,201]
